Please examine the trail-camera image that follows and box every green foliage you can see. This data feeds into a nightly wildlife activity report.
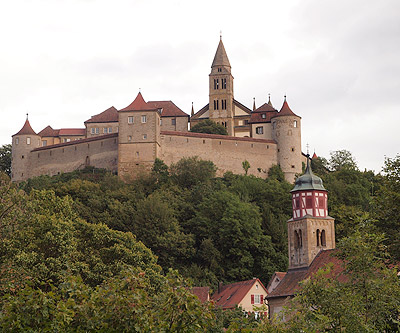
[281,222,400,332]
[190,119,228,135]
[242,160,251,175]
[170,156,217,189]
[328,149,358,171]
[0,144,11,176]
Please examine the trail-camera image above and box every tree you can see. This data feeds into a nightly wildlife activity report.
[0,144,11,176]
[242,160,250,175]
[280,221,400,332]
[170,156,217,189]
[190,119,228,135]
[328,149,358,171]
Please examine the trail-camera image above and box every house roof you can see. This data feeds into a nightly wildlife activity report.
[267,249,345,299]
[273,99,300,118]
[161,130,276,144]
[120,92,149,111]
[85,106,118,123]
[13,119,37,136]
[147,101,189,118]
[38,125,59,137]
[249,110,278,124]
[255,102,277,113]
[266,272,287,293]
[191,287,210,303]
[211,278,267,309]
[58,128,86,136]
[212,38,231,68]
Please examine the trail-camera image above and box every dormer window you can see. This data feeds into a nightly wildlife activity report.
[261,113,266,119]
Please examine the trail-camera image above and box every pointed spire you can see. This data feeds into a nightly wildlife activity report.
[273,96,299,118]
[120,91,148,111]
[211,37,231,68]
[13,118,37,136]
[267,93,274,108]
[253,97,256,111]
[191,102,194,117]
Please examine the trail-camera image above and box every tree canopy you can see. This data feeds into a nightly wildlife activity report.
[190,119,228,135]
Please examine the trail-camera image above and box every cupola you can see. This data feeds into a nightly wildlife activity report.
[290,156,328,220]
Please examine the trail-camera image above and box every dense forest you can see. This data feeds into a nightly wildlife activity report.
[0,144,399,331]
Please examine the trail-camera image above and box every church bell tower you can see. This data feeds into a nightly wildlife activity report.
[288,156,335,269]
[209,37,234,136]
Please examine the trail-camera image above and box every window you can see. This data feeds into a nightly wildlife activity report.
[221,99,227,110]
[306,197,312,208]
[316,229,320,246]
[244,120,249,125]
[42,140,47,147]
[261,113,266,119]
[218,67,222,72]
[291,147,295,152]
[213,100,219,110]
[171,118,176,125]
[143,134,147,139]
[254,295,260,304]
[95,128,99,134]
[128,135,132,141]
[160,119,162,126]
[63,138,70,143]
[15,138,19,145]
[272,122,276,129]
[27,137,31,145]
[294,120,298,128]
[318,197,325,208]
[214,79,219,90]
[91,128,95,134]
[103,127,108,134]
[108,127,112,133]
[321,230,326,246]
[128,116,134,124]
[251,294,263,305]
[256,126,264,134]
[222,78,226,89]
[141,115,147,123]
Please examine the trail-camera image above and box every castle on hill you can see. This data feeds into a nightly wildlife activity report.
[11,38,305,182]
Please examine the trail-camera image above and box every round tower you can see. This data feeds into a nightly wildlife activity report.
[271,97,302,182]
[288,157,335,269]
[11,116,40,181]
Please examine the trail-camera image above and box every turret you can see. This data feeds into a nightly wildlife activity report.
[118,92,161,179]
[271,97,302,182]
[209,37,235,135]
[11,116,40,181]
[287,157,335,269]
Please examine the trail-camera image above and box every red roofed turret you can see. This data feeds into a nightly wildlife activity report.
[273,97,300,118]
[312,152,318,159]
[120,92,148,111]
[13,118,37,136]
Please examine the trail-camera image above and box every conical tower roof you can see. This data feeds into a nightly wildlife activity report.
[273,97,300,118]
[120,92,148,111]
[211,38,231,68]
[13,118,37,136]
[291,156,326,192]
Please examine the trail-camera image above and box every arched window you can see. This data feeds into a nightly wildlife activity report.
[321,230,326,246]
[316,229,320,246]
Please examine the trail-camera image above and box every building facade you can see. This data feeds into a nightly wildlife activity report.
[11,39,304,183]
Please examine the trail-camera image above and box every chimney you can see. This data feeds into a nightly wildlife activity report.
[218,282,223,294]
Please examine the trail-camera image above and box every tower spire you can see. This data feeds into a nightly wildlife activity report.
[191,102,194,117]
[253,97,256,111]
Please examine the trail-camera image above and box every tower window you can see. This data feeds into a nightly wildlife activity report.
[256,127,264,134]
[128,116,134,124]
[143,134,147,139]
[171,118,176,125]
[291,147,295,152]
[141,115,147,123]
[218,67,222,72]
[306,197,312,208]
[222,78,227,89]
[294,120,298,128]
[214,100,219,110]
[27,137,31,145]
[316,229,320,246]
[221,99,227,110]
[214,79,219,90]
[321,230,326,246]
[15,138,19,145]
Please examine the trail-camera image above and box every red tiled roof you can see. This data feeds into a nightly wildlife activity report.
[273,99,300,118]
[32,133,118,152]
[147,101,189,118]
[312,152,318,159]
[58,128,86,136]
[249,110,278,124]
[85,106,118,123]
[191,287,210,303]
[13,119,37,136]
[120,92,149,111]
[211,279,267,309]
[267,249,345,299]
[255,103,277,113]
[38,125,59,137]
[161,130,276,144]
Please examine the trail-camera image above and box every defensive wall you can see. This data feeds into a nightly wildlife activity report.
[29,133,118,178]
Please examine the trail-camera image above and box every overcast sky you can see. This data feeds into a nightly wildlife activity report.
[1,0,399,172]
